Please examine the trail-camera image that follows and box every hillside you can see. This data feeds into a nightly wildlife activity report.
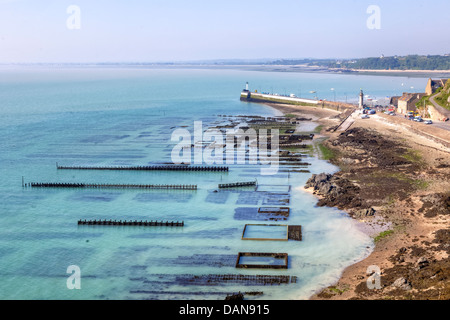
[433,80,450,110]
[268,55,450,71]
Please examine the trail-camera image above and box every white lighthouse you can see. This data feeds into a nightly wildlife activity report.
[240,82,251,100]
[359,89,364,108]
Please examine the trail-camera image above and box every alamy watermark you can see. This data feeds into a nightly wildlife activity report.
[66,265,81,289]
[66,5,81,30]
[171,121,279,175]
[366,5,381,30]
[366,265,382,290]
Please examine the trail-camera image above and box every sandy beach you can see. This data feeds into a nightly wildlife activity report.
[333,68,450,77]
[263,102,450,300]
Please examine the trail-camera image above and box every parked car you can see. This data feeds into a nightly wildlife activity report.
[424,120,433,124]
[361,114,370,119]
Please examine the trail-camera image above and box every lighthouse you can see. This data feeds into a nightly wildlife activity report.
[359,89,364,108]
[240,82,251,101]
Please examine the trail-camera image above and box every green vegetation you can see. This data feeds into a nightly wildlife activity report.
[284,113,296,118]
[401,149,423,164]
[371,170,429,191]
[313,124,324,133]
[334,55,450,70]
[269,55,450,71]
[413,179,429,190]
[416,94,431,109]
[328,286,348,295]
[433,81,450,110]
[415,82,450,112]
[374,230,394,243]
[317,142,336,160]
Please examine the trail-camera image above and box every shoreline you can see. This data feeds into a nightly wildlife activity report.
[260,101,450,300]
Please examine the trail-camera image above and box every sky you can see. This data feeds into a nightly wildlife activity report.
[0,0,449,63]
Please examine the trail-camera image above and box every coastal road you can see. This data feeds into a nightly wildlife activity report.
[377,113,450,148]
[431,121,450,132]
[429,92,450,122]
[392,113,450,132]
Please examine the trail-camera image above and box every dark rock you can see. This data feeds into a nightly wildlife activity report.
[225,292,244,300]
[306,172,365,211]
[391,277,412,290]
[354,207,376,218]
[415,257,429,270]
[305,173,333,189]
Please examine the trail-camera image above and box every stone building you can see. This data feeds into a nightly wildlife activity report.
[397,92,426,114]
[425,78,448,95]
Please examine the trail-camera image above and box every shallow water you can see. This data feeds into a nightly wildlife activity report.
[0,67,427,300]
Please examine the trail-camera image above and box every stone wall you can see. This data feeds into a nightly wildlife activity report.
[427,104,450,121]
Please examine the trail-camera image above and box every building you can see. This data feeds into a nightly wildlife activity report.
[425,78,448,95]
[359,89,364,108]
[390,96,400,107]
[397,92,426,114]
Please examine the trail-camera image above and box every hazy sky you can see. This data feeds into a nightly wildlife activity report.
[0,0,449,63]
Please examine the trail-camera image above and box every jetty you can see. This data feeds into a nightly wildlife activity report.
[25,182,197,190]
[218,181,257,189]
[241,91,320,106]
[78,219,184,227]
[56,164,229,172]
[240,85,357,112]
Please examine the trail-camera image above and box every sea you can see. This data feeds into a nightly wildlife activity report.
[0,66,429,300]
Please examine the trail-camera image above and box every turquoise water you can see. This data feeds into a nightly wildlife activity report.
[0,67,427,300]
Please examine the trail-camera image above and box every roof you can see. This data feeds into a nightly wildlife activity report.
[399,94,415,102]
[398,92,424,103]
[429,78,448,87]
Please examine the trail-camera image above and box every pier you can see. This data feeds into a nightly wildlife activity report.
[240,90,357,112]
[56,164,229,172]
[218,181,257,189]
[279,143,309,148]
[78,219,184,227]
[241,92,320,106]
[26,182,197,190]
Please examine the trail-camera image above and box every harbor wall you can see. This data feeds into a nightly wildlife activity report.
[240,91,356,112]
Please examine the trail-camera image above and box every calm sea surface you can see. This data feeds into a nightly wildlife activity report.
[0,67,427,299]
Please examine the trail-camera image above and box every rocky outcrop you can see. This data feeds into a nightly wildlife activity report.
[391,277,412,291]
[415,257,430,270]
[418,192,450,218]
[305,173,335,195]
[305,172,370,213]
[354,207,376,218]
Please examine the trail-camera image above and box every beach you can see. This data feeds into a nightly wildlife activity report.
[263,102,450,300]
